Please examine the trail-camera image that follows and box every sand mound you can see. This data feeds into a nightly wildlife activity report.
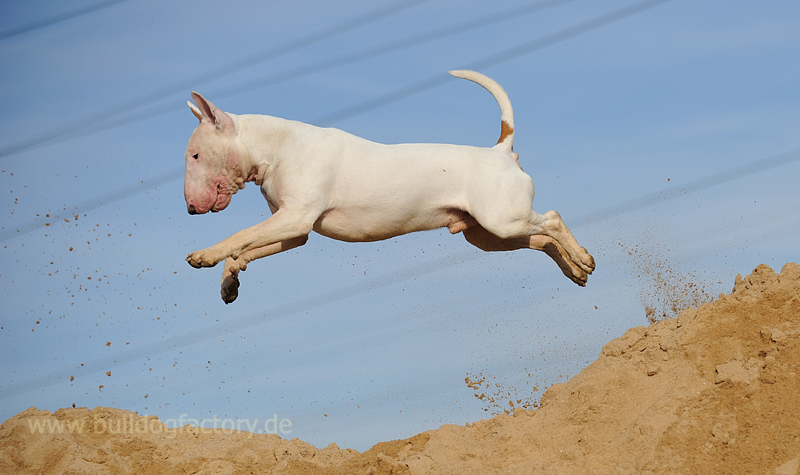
[2,263,799,475]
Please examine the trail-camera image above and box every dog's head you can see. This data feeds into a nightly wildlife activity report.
[183,93,246,215]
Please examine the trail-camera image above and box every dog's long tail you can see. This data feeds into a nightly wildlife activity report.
[448,70,515,154]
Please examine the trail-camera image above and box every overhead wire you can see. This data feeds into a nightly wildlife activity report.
[47,0,673,137]
[0,0,433,158]
[572,148,800,224]
[202,0,582,103]
[0,168,182,242]
[315,0,674,125]
[0,0,132,41]
[59,0,583,142]
[1,0,578,158]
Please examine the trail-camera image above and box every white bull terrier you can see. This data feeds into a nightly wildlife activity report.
[184,70,595,303]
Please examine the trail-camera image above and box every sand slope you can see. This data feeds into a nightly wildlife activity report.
[2,263,799,475]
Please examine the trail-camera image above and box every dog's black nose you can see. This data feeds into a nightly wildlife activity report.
[187,204,197,215]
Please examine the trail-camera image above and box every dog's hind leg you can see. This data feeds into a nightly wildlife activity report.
[527,209,595,276]
[220,235,309,304]
[462,224,590,286]
[468,185,595,278]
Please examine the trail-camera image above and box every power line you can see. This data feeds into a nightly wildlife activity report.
[2,0,579,157]
[0,0,433,158]
[2,145,798,400]
[571,147,800,223]
[0,0,132,41]
[316,0,674,125]
[208,0,582,102]
[0,167,183,242]
[25,0,673,149]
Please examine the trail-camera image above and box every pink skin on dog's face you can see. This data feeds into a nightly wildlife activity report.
[184,93,246,215]
[184,124,242,215]
[210,175,233,211]
[184,164,238,214]
[183,172,229,214]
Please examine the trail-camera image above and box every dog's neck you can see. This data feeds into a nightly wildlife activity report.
[230,113,294,186]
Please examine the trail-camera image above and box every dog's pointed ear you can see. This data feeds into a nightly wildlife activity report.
[187,101,203,123]
[191,92,234,132]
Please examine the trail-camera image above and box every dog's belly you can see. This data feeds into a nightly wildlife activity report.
[313,207,469,242]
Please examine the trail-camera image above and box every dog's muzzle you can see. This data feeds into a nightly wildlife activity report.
[187,204,197,215]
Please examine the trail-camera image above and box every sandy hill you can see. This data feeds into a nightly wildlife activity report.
[2,263,799,475]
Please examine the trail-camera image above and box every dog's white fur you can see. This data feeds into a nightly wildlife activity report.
[184,70,594,303]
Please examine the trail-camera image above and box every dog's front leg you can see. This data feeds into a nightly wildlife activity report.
[187,209,315,268]
[220,235,309,304]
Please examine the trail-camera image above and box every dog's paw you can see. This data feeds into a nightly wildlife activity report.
[562,262,589,287]
[541,239,589,286]
[569,246,595,274]
[186,249,221,268]
[572,247,596,275]
[585,251,596,273]
[564,248,596,286]
[221,273,240,304]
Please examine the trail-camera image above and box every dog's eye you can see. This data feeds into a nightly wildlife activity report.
[193,153,199,160]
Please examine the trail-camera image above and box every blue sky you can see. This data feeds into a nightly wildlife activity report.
[1,0,798,450]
